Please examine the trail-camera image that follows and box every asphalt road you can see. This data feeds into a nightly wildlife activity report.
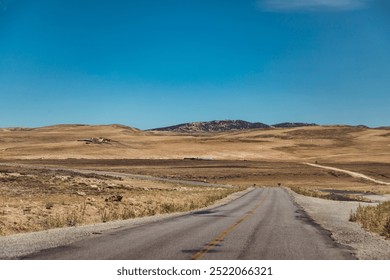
[22,187,354,260]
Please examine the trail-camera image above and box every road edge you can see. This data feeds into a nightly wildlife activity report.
[286,187,390,259]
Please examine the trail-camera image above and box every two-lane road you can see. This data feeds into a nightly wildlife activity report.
[23,187,354,260]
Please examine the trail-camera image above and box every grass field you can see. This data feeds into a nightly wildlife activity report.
[0,164,243,235]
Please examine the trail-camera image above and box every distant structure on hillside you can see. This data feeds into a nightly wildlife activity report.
[77,137,111,144]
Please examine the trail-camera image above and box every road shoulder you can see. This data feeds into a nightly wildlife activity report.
[288,188,390,259]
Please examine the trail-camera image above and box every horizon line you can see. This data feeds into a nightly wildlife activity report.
[1,120,387,130]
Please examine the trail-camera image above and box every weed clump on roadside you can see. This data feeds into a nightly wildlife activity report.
[350,201,390,238]
[289,186,371,202]
[95,187,243,223]
[289,186,327,199]
[43,202,87,229]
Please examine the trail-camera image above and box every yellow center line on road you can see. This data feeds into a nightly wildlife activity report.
[191,192,268,260]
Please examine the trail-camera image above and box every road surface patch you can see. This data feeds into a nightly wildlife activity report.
[191,191,268,260]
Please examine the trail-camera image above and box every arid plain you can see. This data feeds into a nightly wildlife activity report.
[1,124,390,239]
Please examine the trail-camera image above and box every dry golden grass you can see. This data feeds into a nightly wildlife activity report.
[289,186,372,202]
[0,125,389,163]
[350,201,390,238]
[0,165,243,236]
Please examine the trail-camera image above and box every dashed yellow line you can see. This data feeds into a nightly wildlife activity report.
[191,192,268,260]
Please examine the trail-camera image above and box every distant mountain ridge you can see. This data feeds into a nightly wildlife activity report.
[149,120,318,132]
[149,120,270,132]
[272,122,318,128]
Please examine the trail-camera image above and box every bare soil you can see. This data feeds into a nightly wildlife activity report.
[9,158,390,193]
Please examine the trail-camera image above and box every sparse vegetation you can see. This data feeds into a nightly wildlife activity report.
[289,186,328,199]
[0,165,244,235]
[289,186,372,202]
[94,187,241,224]
[350,201,390,238]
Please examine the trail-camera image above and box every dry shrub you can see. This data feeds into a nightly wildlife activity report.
[45,202,54,210]
[95,187,242,223]
[289,186,327,199]
[350,201,390,238]
[290,186,371,202]
[43,202,86,229]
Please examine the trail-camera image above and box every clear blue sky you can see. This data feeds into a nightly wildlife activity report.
[0,0,389,129]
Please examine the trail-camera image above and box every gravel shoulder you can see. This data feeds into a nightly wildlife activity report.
[0,187,253,260]
[288,188,390,259]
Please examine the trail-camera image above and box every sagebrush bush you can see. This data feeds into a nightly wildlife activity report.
[350,201,390,238]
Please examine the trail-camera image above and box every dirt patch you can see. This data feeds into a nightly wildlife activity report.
[7,159,386,192]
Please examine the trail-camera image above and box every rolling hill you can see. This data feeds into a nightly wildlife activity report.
[0,122,389,163]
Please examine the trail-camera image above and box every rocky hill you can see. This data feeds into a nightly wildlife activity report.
[272,122,318,128]
[149,120,270,132]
